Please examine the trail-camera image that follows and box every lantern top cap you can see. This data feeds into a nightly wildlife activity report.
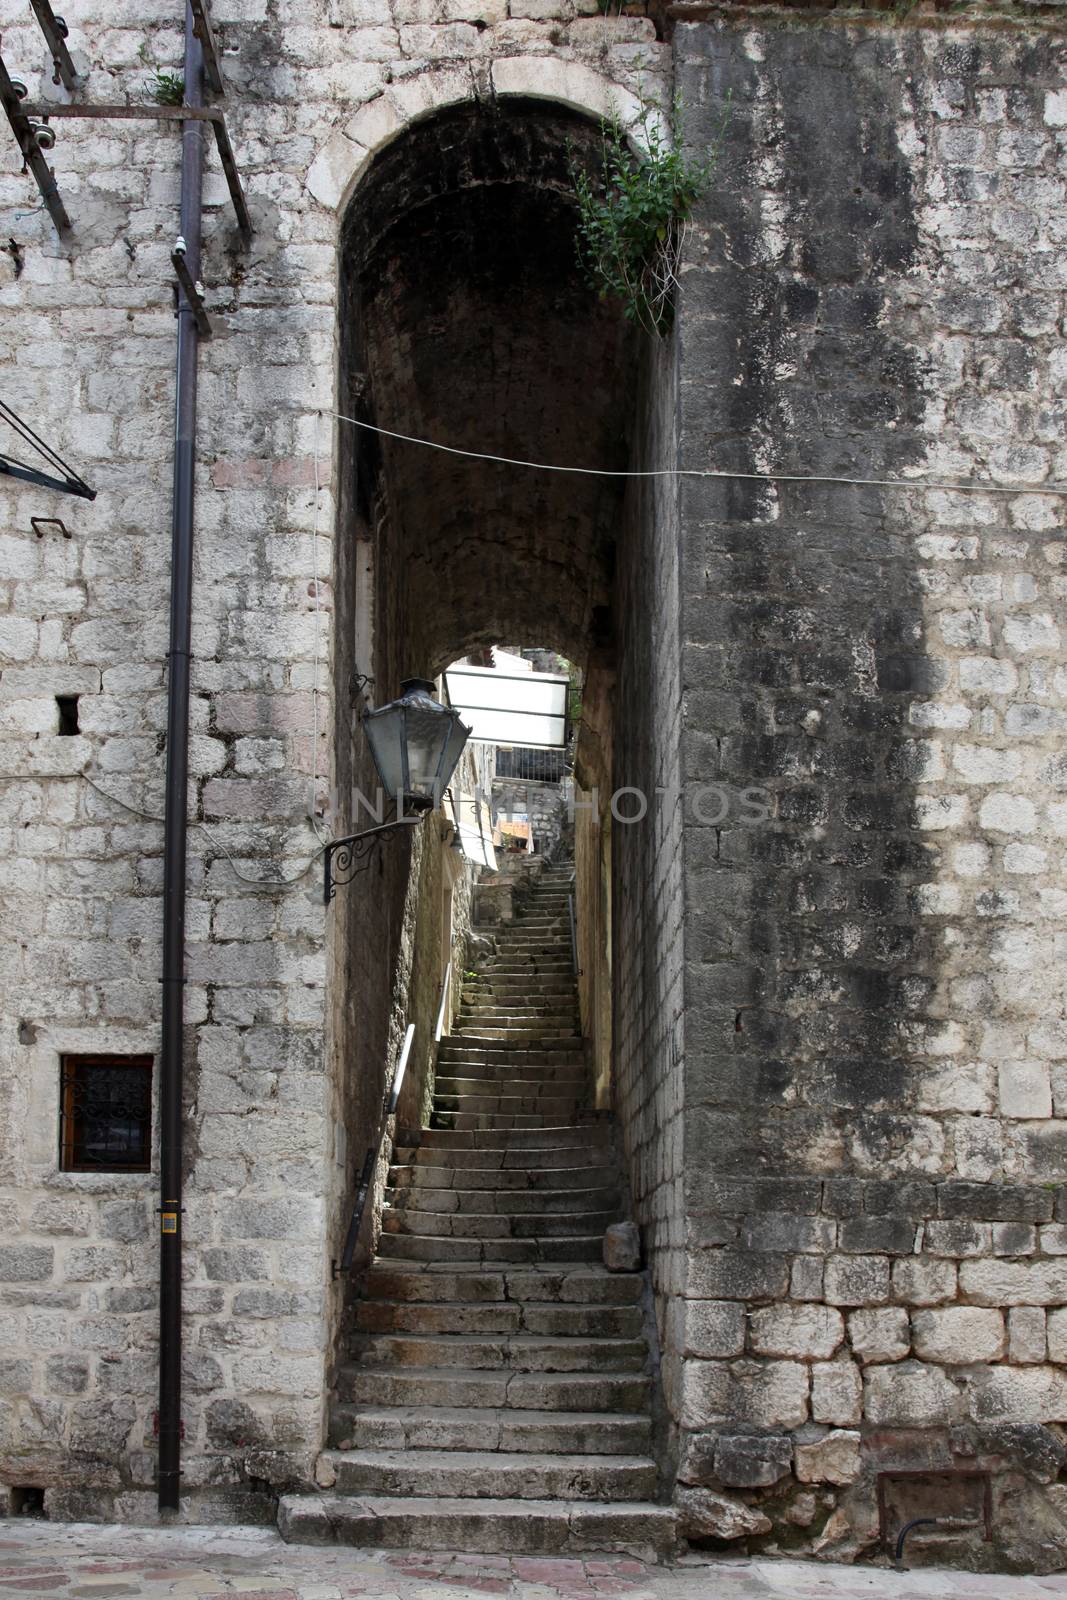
[399,677,438,698]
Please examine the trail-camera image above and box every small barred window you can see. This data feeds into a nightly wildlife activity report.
[59,1056,153,1173]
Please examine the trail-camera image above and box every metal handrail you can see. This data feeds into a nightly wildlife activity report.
[332,1022,415,1280]
[435,963,452,1043]
[568,890,578,976]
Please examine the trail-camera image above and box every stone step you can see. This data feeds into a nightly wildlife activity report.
[375,1233,604,1264]
[451,1027,579,1043]
[328,1404,652,1455]
[361,1265,645,1306]
[388,1162,616,1191]
[395,1145,614,1171]
[277,1493,676,1559]
[432,1094,585,1119]
[316,1448,658,1502]
[429,1113,591,1133]
[354,1299,642,1337]
[435,1069,588,1091]
[381,1206,618,1239]
[336,1364,652,1412]
[436,1044,585,1065]
[481,962,573,975]
[385,1184,619,1216]
[350,1333,647,1373]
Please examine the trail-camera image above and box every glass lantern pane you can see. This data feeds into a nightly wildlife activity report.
[363,705,406,801]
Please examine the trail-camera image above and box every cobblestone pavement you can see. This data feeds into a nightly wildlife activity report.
[1,1523,1067,1600]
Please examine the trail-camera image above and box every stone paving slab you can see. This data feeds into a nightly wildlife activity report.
[0,1524,1066,1600]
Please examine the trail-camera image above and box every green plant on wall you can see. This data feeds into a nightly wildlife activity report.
[147,67,185,106]
[568,96,724,337]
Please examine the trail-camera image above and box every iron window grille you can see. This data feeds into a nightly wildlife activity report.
[59,1055,153,1172]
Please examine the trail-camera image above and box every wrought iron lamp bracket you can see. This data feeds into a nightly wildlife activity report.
[323,815,422,905]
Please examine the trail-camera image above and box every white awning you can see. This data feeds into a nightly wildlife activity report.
[445,663,568,750]
[450,788,497,871]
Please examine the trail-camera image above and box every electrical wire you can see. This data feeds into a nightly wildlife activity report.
[80,768,326,890]
[330,408,1067,497]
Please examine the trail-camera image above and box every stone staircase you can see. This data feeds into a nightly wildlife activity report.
[278,863,675,1558]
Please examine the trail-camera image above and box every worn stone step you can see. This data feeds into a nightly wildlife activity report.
[429,1111,588,1132]
[432,1095,585,1119]
[385,1183,619,1216]
[336,1364,652,1412]
[317,1448,657,1502]
[329,1405,652,1455]
[381,1206,618,1239]
[388,1162,616,1191]
[277,1493,676,1559]
[436,1045,585,1066]
[375,1232,604,1264]
[352,1333,646,1373]
[435,1081,584,1102]
[354,1298,642,1337]
[451,1027,579,1043]
[361,1265,645,1306]
[435,1069,588,1092]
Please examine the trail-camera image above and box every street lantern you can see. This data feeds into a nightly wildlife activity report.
[324,677,471,904]
[363,678,471,813]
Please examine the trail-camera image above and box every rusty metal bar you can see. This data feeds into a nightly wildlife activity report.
[189,0,224,96]
[19,100,253,240]
[20,100,221,122]
[209,114,252,241]
[0,50,71,234]
[171,245,213,338]
[27,1,83,93]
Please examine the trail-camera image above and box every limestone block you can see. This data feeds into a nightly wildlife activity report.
[999,1060,1053,1120]
[865,1361,964,1426]
[912,1306,1005,1363]
[810,1358,862,1426]
[713,1433,793,1488]
[675,1485,771,1541]
[603,1220,640,1272]
[1009,1307,1047,1365]
[679,1299,745,1358]
[749,1304,844,1361]
[680,1358,809,1431]
[824,1254,890,1307]
[848,1307,911,1363]
[795,1430,862,1486]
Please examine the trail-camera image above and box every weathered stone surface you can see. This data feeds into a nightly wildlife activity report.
[912,1307,1006,1364]
[794,1430,862,1486]
[712,1433,793,1488]
[749,1305,844,1361]
[603,1221,641,1273]
[848,1308,911,1364]
[674,1486,772,1541]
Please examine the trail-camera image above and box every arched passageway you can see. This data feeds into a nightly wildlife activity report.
[337,97,636,678]
[319,91,684,1550]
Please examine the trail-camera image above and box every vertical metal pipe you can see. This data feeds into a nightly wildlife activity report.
[158,4,204,1514]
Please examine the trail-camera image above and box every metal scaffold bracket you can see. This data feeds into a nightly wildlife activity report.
[189,0,225,96]
[14,100,253,243]
[172,239,213,338]
[0,43,71,235]
[28,1,85,93]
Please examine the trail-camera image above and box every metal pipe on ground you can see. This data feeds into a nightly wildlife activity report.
[158,2,205,1516]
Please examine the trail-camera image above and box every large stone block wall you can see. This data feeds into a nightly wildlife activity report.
[0,0,659,1514]
[672,13,1067,1569]
[612,336,688,1432]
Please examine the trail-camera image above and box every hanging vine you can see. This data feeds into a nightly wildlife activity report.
[568,96,725,337]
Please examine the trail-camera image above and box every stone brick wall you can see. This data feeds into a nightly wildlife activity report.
[0,0,661,1516]
[612,336,689,1436]
[672,13,1067,1569]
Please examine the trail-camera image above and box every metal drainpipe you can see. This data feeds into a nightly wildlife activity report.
[158,4,205,1514]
